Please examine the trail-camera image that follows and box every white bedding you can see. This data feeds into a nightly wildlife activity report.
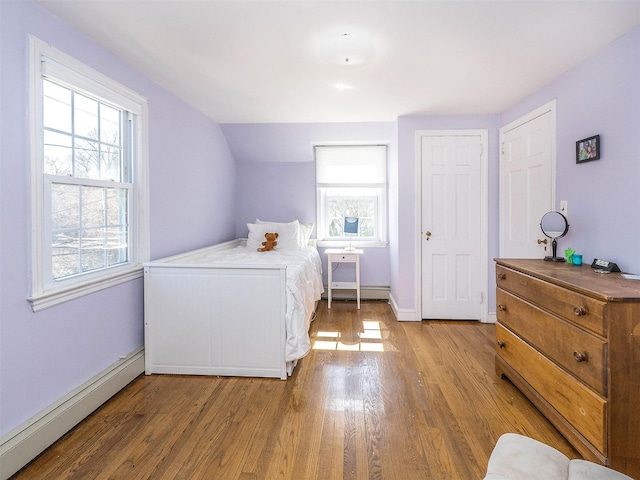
[197,245,324,362]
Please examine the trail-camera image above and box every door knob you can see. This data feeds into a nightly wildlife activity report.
[425,231,431,241]
[537,238,548,245]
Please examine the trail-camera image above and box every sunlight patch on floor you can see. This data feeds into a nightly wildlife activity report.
[312,321,385,351]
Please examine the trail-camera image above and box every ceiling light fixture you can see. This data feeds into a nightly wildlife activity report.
[321,32,375,66]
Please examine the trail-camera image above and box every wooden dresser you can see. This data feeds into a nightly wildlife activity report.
[495,259,640,479]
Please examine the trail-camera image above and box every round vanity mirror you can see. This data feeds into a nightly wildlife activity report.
[540,211,569,262]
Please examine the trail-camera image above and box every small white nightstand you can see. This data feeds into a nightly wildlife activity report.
[326,248,363,309]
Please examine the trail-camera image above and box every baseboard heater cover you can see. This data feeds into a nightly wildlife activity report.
[0,347,144,480]
[321,285,390,301]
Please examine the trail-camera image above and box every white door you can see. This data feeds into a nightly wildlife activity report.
[500,101,556,258]
[420,133,484,320]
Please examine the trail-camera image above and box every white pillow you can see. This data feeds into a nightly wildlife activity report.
[255,219,313,249]
[247,220,300,251]
[298,223,314,247]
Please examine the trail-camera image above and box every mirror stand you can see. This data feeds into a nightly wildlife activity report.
[540,211,569,262]
[545,238,565,262]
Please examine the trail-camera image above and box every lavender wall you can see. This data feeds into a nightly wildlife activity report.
[223,122,395,287]
[235,162,317,229]
[150,103,237,259]
[0,1,236,437]
[500,27,640,275]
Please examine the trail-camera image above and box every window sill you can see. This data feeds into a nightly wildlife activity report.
[28,266,143,312]
[317,240,388,249]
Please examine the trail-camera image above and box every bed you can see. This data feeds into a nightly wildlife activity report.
[143,220,323,380]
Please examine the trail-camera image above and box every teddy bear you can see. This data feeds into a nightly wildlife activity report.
[258,232,278,252]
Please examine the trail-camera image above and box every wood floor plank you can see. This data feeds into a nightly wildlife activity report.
[11,301,579,479]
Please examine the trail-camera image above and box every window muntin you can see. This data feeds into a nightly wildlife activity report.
[48,180,130,280]
[43,80,126,181]
[42,79,132,281]
[42,79,133,281]
[315,145,387,246]
[29,36,149,311]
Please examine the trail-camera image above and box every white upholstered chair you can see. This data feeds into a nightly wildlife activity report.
[484,434,634,480]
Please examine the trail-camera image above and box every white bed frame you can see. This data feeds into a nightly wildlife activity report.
[144,239,313,380]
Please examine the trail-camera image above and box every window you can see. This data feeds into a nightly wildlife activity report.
[315,145,387,247]
[29,36,149,311]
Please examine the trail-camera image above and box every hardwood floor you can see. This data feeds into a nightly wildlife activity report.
[12,301,578,479]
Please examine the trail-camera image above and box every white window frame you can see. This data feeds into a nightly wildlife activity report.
[28,36,149,311]
[315,144,388,248]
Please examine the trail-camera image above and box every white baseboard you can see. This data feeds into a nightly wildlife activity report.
[484,312,497,324]
[0,347,144,480]
[389,293,419,321]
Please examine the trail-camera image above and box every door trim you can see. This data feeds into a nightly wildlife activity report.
[414,129,489,323]
[499,100,557,257]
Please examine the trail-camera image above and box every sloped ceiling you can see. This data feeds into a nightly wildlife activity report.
[37,0,640,123]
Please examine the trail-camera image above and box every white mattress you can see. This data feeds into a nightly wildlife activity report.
[197,246,324,362]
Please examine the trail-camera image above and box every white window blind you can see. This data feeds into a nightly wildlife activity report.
[315,145,386,187]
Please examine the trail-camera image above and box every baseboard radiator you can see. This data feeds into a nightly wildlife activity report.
[322,285,390,302]
[0,347,144,480]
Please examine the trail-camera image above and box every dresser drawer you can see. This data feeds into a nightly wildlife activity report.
[497,289,606,395]
[496,324,607,454]
[330,254,358,263]
[496,265,606,336]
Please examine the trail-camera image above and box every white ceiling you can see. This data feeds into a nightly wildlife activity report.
[37,0,640,124]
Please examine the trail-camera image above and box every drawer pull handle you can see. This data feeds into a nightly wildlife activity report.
[573,351,588,363]
[498,304,507,312]
[497,272,506,280]
[573,306,587,316]
[497,341,506,349]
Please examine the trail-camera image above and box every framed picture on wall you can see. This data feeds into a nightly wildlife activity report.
[576,135,600,163]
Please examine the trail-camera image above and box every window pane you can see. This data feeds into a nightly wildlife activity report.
[51,184,82,279]
[82,187,104,228]
[100,104,121,146]
[52,229,80,279]
[101,148,122,181]
[106,188,128,226]
[80,227,106,273]
[52,183,79,230]
[73,127,122,181]
[329,218,343,238]
[43,80,71,132]
[74,138,100,179]
[360,218,374,237]
[74,93,99,138]
[106,226,128,266]
[44,130,73,175]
